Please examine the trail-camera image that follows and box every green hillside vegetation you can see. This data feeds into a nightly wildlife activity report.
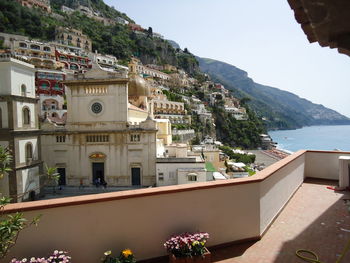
[0,0,201,75]
[213,105,266,149]
[50,0,133,22]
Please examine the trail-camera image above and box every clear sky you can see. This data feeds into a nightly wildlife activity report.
[105,0,350,117]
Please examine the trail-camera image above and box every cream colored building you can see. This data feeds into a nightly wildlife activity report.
[55,27,92,51]
[40,72,158,187]
[149,87,190,124]
[0,55,41,201]
[12,39,57,69]
[17,0,51,13]
[129,58,170,80]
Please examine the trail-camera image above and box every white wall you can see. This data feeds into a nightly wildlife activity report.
[156,162,205,186]
[16,102,36,129]
[11,66,35,98]
[16,166,40,200]
[0,101,8,128]
[67,84,128,125]
[0,63,11,95]
[178,169,207,184]
[41,133,156,187]
[259,153,305,234]
[305,151,350,180]
[128,108,148,124]
[4,181,261,263]
[17,138,38,164]
[6,150,345,263]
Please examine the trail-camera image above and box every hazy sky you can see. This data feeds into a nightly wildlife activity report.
[105,0,350,117]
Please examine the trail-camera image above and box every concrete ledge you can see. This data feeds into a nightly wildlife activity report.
[3,150,306,214]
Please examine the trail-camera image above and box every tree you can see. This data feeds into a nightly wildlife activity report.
[0,146,11,180]
[147,26,153,37]
[0,145,59,259]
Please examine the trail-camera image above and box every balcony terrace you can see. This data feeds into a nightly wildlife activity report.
[3,150,350,262]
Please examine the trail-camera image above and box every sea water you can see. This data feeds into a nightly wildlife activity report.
[268,125,350,153]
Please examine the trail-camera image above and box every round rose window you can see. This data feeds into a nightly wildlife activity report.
[91,102,103,114]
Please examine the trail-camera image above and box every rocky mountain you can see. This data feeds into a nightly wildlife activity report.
[167,39,181,50]
[197,57,350,130]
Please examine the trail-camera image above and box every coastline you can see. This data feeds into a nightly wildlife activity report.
[268,125,350,152]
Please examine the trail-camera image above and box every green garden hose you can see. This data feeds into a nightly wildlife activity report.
[296,238,350,263]
[296,249,323,263]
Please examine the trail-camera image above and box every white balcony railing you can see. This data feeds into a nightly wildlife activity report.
[3,150,350,262]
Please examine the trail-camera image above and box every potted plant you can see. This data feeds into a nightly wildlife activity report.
[102,248,136,263]
[164,232,210,263]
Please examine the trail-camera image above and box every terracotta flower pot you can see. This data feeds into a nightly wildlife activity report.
[169,248,211,263]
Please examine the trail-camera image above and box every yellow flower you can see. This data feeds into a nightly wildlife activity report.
[104,250,112,256]
[192,241,199,246]
[122,249,133,257]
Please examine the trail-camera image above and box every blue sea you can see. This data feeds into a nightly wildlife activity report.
[268,125,350,153]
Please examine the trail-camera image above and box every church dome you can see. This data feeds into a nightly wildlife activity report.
[128,74,150,96]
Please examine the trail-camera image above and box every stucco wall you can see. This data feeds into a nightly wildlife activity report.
[11,66,35,98]
[156,162,205,186]
[15,102,36,129]
[0,101,8,128]
[67,84,128,125]
[259,153,305,233]
[178,169,207,184]
[16,166,40,200]
[305,151,350,180]
[128,108,148,124]
[41,132,156,186]
[4,182,260,262]
[6,150,345,263]
[16,137,39,164]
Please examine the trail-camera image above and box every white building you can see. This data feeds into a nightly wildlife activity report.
[0,54,41,201]
[89,51,118,69]
[224,106,248,120]
[156,143,206,186]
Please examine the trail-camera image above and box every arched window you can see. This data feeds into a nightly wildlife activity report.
[19,42,27,48]
[25,143,33,162]
[21,84,26,96]
[23,107,30,125]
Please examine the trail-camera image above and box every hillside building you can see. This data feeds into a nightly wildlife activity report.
[54,48,91,71]
[55,27,92,52]
[36,68,67,125]
[89,51,118,70]
[17,0,51,13]
[129,58,170,81]
[11,39,57,69]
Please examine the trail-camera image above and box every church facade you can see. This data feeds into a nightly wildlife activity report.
[40,75,158,187]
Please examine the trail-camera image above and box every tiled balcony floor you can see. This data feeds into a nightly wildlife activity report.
[210,179,350,263]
